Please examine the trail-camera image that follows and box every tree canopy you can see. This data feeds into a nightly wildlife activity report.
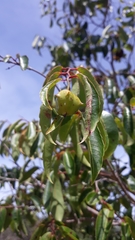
[0,0,135,239]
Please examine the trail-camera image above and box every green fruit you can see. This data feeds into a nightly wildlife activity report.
[55,89,84,116]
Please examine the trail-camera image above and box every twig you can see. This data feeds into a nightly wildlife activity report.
[0,176,18,182]
[106,160,135,205]
[110,52,119,90]
[0,56,46,78]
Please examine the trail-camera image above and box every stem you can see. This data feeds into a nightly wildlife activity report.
[0,56,46,78]
[106,160,135,205]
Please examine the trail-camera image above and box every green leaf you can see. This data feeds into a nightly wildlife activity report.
[127,175,135,192]
[123,106,133,138]
[39,105,56,145]
[63,151,75,176]
[30,133,40,157]
[19,218,28,236]
[39,105,51,134]
[60,226,79,240]
[27,122,36,140]
[11,133,20,147]
[5,119,23,138]
[87,125,104,183]
[44,66,62,85]
[102,111,119,159]
[0,208,7,232]
[77,73,92,143]
[31,195,41,211]
[71,78,80,96]
[30,223,46,240]
[43,129,58,182]
[95,207,114,240]
[97,119,109,152]
[115,117,128,145]
[118,26,128,44]
[42,174,54,208]
[77,67,103,132]
[51,178,64,222]
[59,115,77,142]
[19,166,39,183]
[39,232,53,240]
[121,222,132,240]
[19,55,29,70]
[85,191,102,206]
[46,116,63,135]
[124,216,135,238]
[3,208,13,230]
[130,97,135,109]
[40,78,61,109]
[70,123,90,167]
[78,187,92,203]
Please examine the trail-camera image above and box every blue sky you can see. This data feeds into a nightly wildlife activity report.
[0,1,58,197]
[0,0,57,122]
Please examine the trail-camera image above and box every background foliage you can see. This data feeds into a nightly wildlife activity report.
[1,0,135,239]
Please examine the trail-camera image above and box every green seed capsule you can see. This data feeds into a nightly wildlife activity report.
[55,89,84,116]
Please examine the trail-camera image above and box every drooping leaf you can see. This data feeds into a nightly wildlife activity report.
[70,123,90,167]
[97,119,109,152]
[77,67,103,132]
[0,208,7,232]
[60,226,79,240]
[30,223,46,240]
[42,129,59,182]
[3,208,13,230]
[31,195,41,211]
[11,133,20,148]
[95,206,114,240]
[63,151,75,176]
[39,105,51,134]
[124,216,135,238]
[71,78,80,96]
[19,166,39,183]
[27,122,36,140]
[118,26,128,44]
[46,116,63,135]
[4,119,23,138]
[87,125,104,183]
[43,66,62,85]
[43,139,55,183]
[102,111,119,159]
[130,97,135,109]
[123,106,133,138]
[30,133,40,157]
[59,115,76,142]
[121,222,132,240]
[115,117,128,145]
[19,55,29,70]
[51,178,64,222]
[85,191,102,206]
[40,78,61,109]
[42,172,54,209]
[39,232,53,240]
[19,218,28,236]
[39,105,56,145]
[77,73,92,143]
